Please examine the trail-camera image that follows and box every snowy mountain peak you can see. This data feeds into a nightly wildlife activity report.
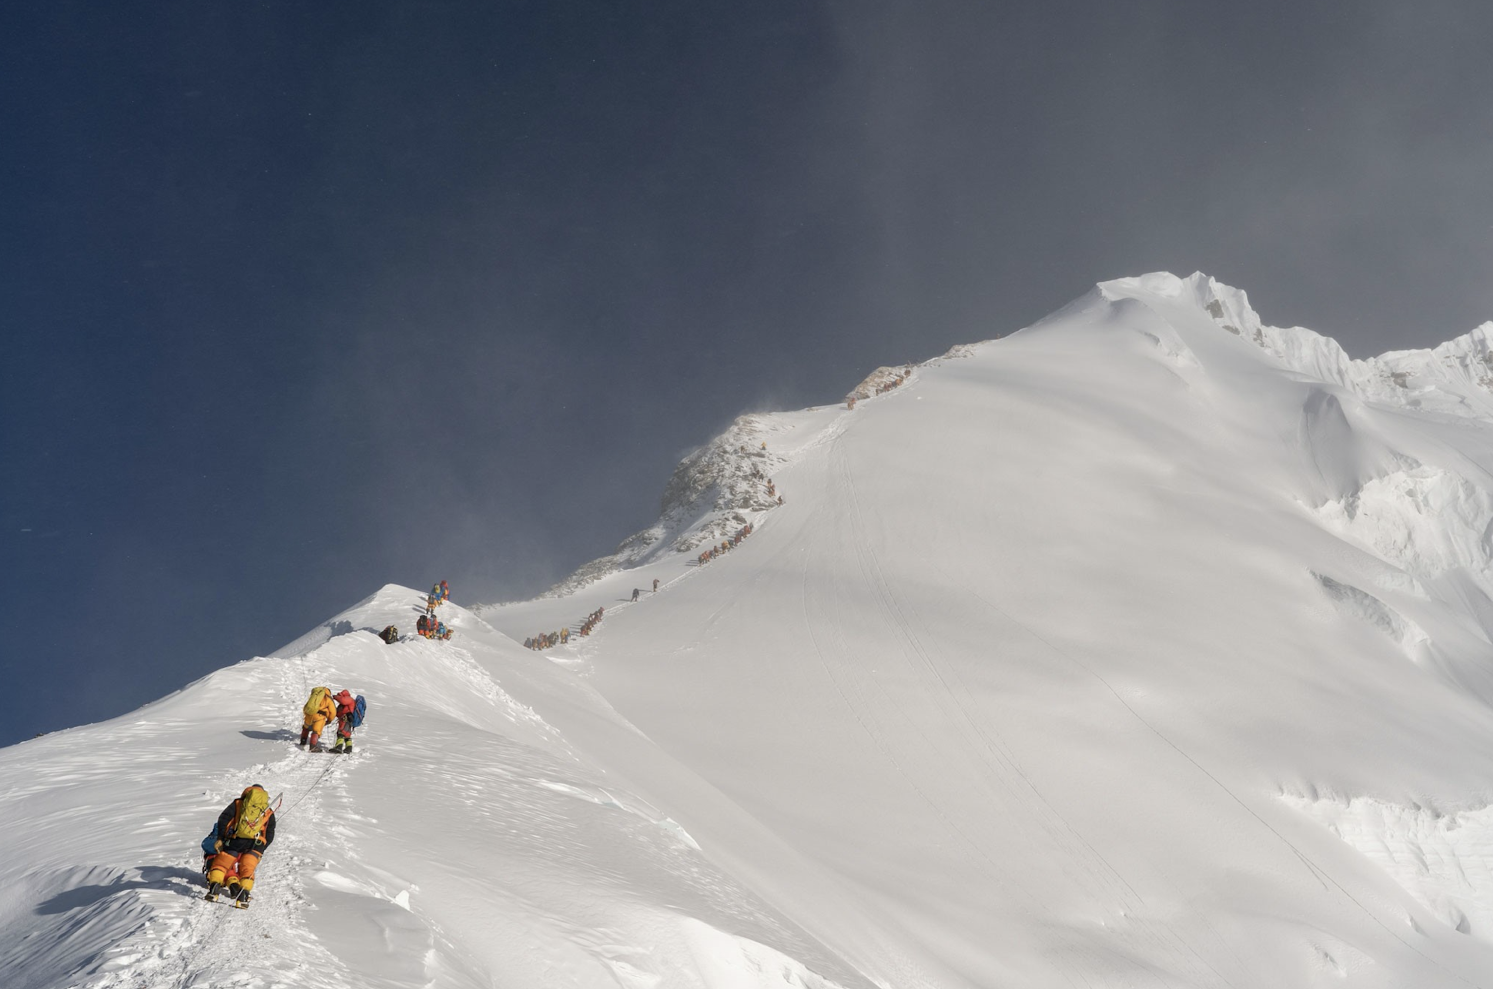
[545,270,1493,606]
[1092,270,1493,419]
[11,271,1493,988]
[1100,270,1265,340]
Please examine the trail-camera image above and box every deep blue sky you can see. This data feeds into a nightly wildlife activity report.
[4,1,1492,745]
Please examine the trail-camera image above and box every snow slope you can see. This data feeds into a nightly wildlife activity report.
[7,271,1493,988]
[0,589,874,989]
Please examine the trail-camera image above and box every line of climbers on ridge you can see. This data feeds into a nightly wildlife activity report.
[874,372,908,395]
[203,478,794,908]
[629,577,662,600]
[696,521,756,565]
[528,486,783,648]
[201,685,369,906]
[202,579,457,907]
[533,571,665,648]
[525,605,606,650]
[845,370,910,409]
[524,471,787,648]
[525,629,567,650]
[199,486,784,907]
[425,580,450,615]
[415,613,453,640]
[198,466,794,909]
[375,582,455,644]
[419,581,455,639]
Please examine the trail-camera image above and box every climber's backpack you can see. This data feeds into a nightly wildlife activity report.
[349,695,367,729]
[233,787,272,840]
[303,686,330,719]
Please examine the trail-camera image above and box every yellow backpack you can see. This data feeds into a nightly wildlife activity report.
[232,787,272,839]
[303,686,330,719]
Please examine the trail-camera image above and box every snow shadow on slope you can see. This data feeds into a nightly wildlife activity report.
[35,867,203,914]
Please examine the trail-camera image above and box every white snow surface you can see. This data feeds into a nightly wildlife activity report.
[8,271,1493,987]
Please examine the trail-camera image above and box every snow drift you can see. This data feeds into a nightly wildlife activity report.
[6,271,1493,988]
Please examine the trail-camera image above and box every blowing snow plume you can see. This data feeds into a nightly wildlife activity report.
[6,272,1493,988]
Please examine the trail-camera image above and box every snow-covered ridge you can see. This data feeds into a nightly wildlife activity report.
[535,414,794,598]
[0,585,875,989]
[536,365,959,599]
[1102,270,1493,416]
[844,365,912,402]
[536,342,989,601]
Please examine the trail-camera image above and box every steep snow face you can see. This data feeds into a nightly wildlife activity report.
[10,271,1493,989]
[486,272,1493,987]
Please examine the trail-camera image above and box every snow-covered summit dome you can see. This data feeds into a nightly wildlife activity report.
[1097,270,1493,418]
